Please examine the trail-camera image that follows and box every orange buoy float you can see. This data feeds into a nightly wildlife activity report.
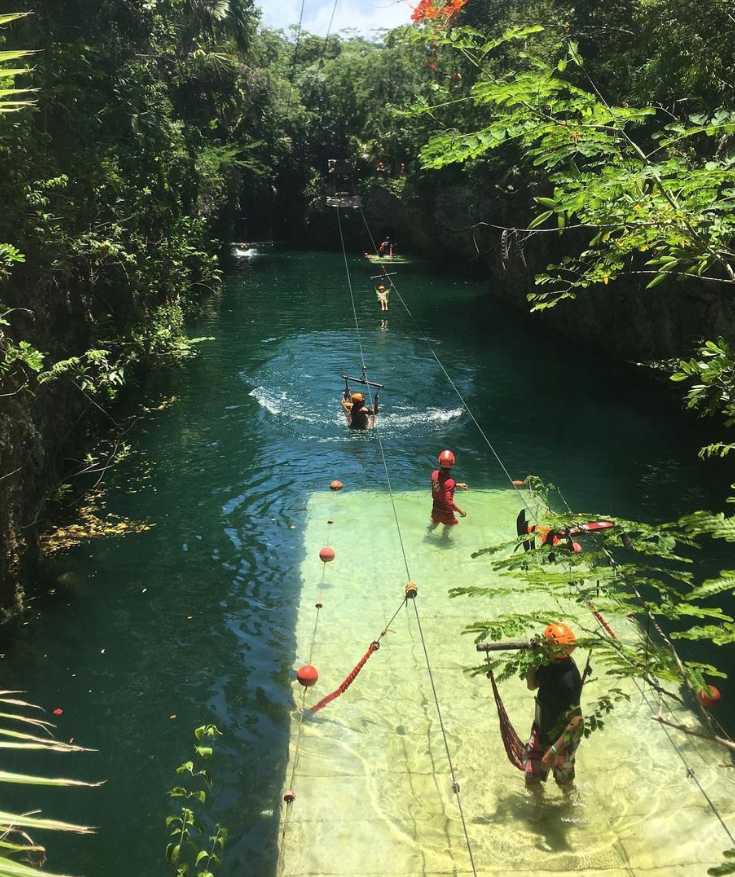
[330,480,343,491]
[296,665,319,687]
[405,581,418,599]
[319,546,335,563]
[697,684,721,708]
[511,479,526,487]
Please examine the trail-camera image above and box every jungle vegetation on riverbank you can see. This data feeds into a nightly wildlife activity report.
[2,0,735,614]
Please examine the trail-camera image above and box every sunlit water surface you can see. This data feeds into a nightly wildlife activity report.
[2,247,733,875]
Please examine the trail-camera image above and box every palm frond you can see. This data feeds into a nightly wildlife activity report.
[0,855,75,877]
[0,770,103,789]
[0,811,94,835]
[0,13,31,27]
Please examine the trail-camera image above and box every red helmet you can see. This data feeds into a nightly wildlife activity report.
[438,449,456,468]
[543,623,577,659]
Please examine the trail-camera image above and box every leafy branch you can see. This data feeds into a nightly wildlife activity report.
[166,725,226,877]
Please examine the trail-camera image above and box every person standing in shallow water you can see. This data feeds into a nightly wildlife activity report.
[524,623,584,792]
[428,449,468,533]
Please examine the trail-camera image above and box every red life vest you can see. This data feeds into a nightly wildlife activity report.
[431,469,456,513]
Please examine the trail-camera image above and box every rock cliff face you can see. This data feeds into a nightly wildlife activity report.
[0,379,86,616]
[343,184,735,361]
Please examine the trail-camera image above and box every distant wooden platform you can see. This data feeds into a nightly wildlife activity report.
[364,253,413,265]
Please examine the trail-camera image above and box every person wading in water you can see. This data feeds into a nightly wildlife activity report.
[524,623,584,793]
[340,391,378,430]
[428,449,468,534]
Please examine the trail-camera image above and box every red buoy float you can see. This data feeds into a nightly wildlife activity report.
[52,707,63,717]
[283,789,296,803]
[697,684,721,708]
[297,665,319,687]
[330,480,343,491]
[319,546,335,563]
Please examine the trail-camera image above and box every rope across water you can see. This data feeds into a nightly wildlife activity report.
[357,203,735,848]
[336,204,480,877]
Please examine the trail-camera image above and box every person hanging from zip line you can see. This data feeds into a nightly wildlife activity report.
[375,283,389,312]
[428,449,469,533]
[340,390,379,430]
[524,623,584,792]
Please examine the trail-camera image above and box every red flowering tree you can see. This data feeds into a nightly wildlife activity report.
[411,0,467,24]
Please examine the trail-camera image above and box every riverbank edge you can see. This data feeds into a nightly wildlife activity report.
[0,276,227,620]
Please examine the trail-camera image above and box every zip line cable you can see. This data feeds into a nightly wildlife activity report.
[356,203,735,845]
[358,204,543,522]
[288,0,307,81]
[318,0,339,67]
[336,205,479,877]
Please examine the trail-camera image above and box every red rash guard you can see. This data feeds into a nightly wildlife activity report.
[431,468,459,525]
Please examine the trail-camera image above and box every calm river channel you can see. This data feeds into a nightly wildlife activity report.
[1,247,729,875]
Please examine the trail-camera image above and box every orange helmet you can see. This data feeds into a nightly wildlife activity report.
[351,392,365,403]
[438,449,456,468]
[543,623,576,658]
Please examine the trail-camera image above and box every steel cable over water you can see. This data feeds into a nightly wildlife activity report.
[336,204,480,877]
[358,205,544,523]
[357,204,735,847]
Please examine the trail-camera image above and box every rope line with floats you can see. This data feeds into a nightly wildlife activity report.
[355,199,735,844]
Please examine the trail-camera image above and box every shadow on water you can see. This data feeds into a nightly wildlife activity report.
[1,247,731,876]
[474,788,583,854]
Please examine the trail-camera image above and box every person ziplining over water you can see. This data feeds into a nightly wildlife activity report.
[340,374,381,430]
[428,449,468,534]
[375,283,389,312]
[341,391,379,429]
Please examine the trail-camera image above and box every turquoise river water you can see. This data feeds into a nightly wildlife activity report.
[2,246,733,876]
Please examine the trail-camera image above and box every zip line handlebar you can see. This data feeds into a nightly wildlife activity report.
[342,374,384,389]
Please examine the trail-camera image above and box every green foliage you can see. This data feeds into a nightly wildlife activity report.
[166,725,226,877]
[0,690,98,876]
[0,13,35,113]
[457,479,735,708]
[418,35,735,310]
[582,690,631,737]
[671,339,735,459]
[399,12,735,451]
[710,850,735,876]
